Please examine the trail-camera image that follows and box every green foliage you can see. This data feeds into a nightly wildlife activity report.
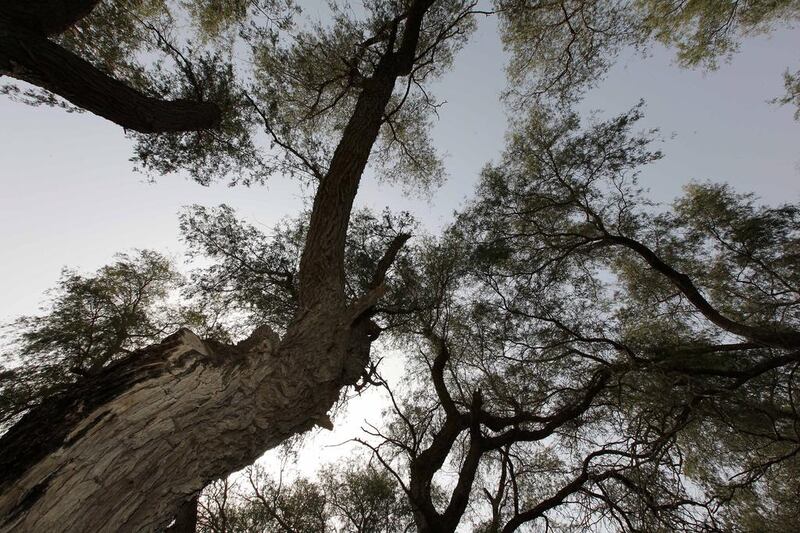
[498,0,800,106]
[444,106,799,529]
[186,0,297,40]
[670,182,800,323]
[179,204,303,335]
[56,0,170,83]
[637,0,800,68]
[114,0,473,187]
[197,459,412,532]
[3,0,477,188]
[6,0,797,187]
[773,67,800,120]
[130,52,268,185]
[0,250,183,428]
[241,0,473,187]
[335,104,799,531]
[498,0,638,102]
[179,204,417,334]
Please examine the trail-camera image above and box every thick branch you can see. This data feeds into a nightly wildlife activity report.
[605,234,800,349]
[297,0,435,309]
[663,349,800,389]
[0,25,222,133]
[408,416,466,529]
[501,471,589,532]
[297,69,397,308]
[392,0,437,75]
[441,391,485,529]
[370,233,412,290]
[483,368,611,449]
[429,333,461,418]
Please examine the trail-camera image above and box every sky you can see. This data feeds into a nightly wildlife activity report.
[0,3,798,481]
[1,16,798,322]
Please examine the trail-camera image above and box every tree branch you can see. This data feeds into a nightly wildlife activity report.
[297,0,436,310]
[603,234,800,349]
[0,25,222,133]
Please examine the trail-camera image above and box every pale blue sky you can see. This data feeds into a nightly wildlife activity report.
[0,12,798,325]
[1,3,799,495]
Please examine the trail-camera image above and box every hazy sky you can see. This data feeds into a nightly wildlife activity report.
[1,15,798,322]
[0,5,798,475]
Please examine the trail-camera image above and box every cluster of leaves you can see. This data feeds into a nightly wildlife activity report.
[773,67,800,120]
[637,0,800,69]
[179,204,417,336]
[111,0,474,187]
[0,251,183,429]
[496,0,800,106]
[343,107,800,531]
[235,0,476,189]
[3,0,481,187]
[197,460,413,532]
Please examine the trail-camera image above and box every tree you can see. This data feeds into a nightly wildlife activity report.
[196,459,413,532]
[1,0,798,532]
[0,1,475,530]
[353,107,799,531]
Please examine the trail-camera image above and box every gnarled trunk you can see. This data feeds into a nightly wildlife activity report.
[0,310,376,532]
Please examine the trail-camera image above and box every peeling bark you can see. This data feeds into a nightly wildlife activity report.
[0,314,374,531]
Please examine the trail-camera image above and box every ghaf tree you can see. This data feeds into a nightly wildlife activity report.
[1,0,798,531]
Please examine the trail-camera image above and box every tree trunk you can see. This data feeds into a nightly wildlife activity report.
[0,312,375,531]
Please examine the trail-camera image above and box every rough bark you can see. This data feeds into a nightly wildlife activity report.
[0,2,221,133]
[0,1,436,530]
[0,316,371,532]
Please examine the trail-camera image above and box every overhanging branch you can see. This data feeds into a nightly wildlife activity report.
[0,26,221,133]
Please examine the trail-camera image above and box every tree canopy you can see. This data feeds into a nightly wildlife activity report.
[1,0,798,532]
